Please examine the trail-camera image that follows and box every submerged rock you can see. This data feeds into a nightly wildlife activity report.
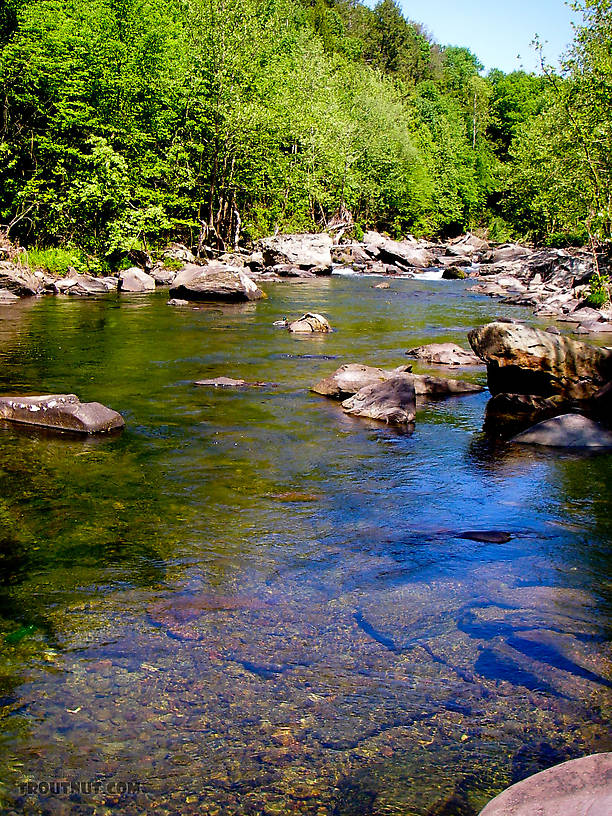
[194,377,276,388]
[468,321,612,401]
[169,262,264,302]
[0,394,125,434]
[512,413,612,448]
[406,342,482,367]
[342,376,416,425]
[287,312,332,333]
[459,531,512,544]
[478,753,612,816]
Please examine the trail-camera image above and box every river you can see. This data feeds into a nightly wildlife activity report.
[0,276,610,815]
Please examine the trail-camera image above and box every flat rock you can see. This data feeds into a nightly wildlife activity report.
[468,321,612,401]
[287,313,332,333]
[411,373,484,397]
[478,752,612,816]
[406,342,482,366]
[167,298,189,306]
[0,394,125,434]
[194,377,275,388]
[119,267,156,292]
[150,264,177,285]
[459,531,512,544]
[342,376,416,425]
[258,233,333,272]
[512,413,612,448]
[169,262,264,302]
[64,274,113,296]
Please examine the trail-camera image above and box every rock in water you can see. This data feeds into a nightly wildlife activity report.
[376,239,434,269]
[169,262,264,302]
[0,394,125,434]
[406,342,482,366]
[311,364,481,400]
[468,321,612,401]
[312,363,409,398]
[512,413,612,448]
[119,267,156,292]
[478,752,612,816]
[410,373,484,397]
[287,313,332,333]
[341,376,416,425]
[0,262,45,296]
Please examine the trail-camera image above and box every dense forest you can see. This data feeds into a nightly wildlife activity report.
[0,0,610,270]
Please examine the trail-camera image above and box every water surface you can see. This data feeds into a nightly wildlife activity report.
[0,277,610,815]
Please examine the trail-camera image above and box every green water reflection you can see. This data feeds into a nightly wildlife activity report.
[0,278,610,815]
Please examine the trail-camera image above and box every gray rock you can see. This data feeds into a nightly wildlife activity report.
[161,243,195,264]
[406,342,482,367]
[312,364,405,399]
[287,313,331,333]
[480,244,532,265]
[0,394,125,434]
[377,239,434,269]
[478,752,612,816]
[167,298,189,306]
[512,413,612,448]
[411,373,484,397]
[150,264,177,286]
[468,321,612,401]
[66,275,114,296]
[342,376,416,425]
[374,281,390,289]
[0,262,44,296]
[258,233,333,272]
[119,267,156,292]
[169,262,264,302]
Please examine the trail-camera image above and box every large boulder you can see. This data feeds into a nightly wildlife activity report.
[468,321,612,401]
[478,752,612,816]
[119,267,156,292]
[479,243,532,265]
[64,275,116,296]
[406,342,482,367]
[377,239,434,269]
[0,394,125,434]
[258,233,333,272]
[169,262,264,302]
[512,413,612,448]
[287,313,331,333]
[342,376,416,425]
[0,262,45,296]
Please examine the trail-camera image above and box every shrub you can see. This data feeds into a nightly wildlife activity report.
[585,272,610,308]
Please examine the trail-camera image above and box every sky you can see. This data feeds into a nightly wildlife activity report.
[396,0,580,74]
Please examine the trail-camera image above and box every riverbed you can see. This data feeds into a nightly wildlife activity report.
[0,276,611,815]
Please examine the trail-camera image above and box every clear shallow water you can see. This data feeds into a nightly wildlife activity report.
[0,277,610,816]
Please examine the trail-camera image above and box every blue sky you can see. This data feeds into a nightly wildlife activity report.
[396,0,580,74]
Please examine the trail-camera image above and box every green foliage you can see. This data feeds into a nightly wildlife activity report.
[22,246,87,276]
[1,0,608,256]
[162,257,183,272]
[585,271,610,307]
